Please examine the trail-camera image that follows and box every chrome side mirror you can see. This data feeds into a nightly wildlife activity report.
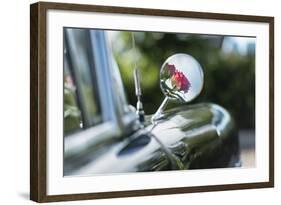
[152,53,204,121]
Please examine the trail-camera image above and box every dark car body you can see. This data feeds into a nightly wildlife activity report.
[63,28,240,176]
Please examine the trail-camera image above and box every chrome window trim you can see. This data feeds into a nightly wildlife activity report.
[64,30,137,160]
[90,30,117,123]
[104,31,138,132]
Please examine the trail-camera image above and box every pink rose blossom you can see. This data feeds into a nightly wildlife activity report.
[171,70,191,93]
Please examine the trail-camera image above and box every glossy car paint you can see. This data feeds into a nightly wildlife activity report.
[65,103,240,176]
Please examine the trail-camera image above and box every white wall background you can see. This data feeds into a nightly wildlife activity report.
[0,0,279,204]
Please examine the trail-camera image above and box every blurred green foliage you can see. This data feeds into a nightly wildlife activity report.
[64,84,82,133]
[111,32,255,129]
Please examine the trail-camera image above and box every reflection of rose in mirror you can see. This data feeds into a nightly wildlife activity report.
[152,54,203,122]
[160,53,204,103]
[170,67,191,93]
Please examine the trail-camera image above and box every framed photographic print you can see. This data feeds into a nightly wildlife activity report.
[30,1,274,202]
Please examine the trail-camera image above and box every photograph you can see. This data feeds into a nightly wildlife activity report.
[30,2,274,202]
[63,27,256,176]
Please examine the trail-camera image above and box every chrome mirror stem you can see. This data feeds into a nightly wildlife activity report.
[151,96,169,122]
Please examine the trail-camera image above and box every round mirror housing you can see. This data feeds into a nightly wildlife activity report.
[160,53,204,103]
[152,53,204,122]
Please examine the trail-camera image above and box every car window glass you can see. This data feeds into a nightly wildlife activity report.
[64,28,102,133]
[64,54,82,134]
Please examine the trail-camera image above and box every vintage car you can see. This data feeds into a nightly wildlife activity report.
[63,28,241,176]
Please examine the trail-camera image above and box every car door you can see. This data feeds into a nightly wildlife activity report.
[63,28,175,176]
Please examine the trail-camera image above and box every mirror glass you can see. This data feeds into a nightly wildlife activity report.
[160,53,204,103]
